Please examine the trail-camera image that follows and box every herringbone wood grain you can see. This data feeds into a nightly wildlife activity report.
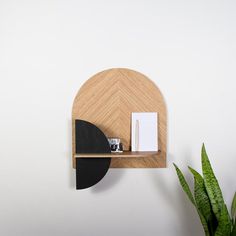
[72,68,167,168]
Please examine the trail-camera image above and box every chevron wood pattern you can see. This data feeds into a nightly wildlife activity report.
[72,68,167,168]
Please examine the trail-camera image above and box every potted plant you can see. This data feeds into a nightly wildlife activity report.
[174,144,236,236]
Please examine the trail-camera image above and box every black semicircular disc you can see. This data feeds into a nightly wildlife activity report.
[75,120,111,190]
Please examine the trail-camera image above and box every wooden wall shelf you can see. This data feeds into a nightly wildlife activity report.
[74,151,161,158]
[72,68,167,169]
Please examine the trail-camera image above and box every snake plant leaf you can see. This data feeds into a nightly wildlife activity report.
[173,163,195,206]
[188,166,218,235]
[231,192,236,221]
[231,221,236,236]
[201,144,224,220]
[188,166,212,222]
[197,210,211,236]
[188,166,217,236]
[231,193,236,236]
[174,164,210,235]
[215,204,231,236]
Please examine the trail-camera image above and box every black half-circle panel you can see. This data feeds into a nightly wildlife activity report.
[75,120,111,190]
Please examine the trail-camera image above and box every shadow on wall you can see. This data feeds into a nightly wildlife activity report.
[67,119,76,189]
[148,152,204,236]
[149,151,204,236]
[91,169,126,193]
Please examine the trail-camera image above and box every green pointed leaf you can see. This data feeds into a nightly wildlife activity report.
[215,204,231,236]
[231,221,236,236]
[188,166,212,222]
[201,144,224,220]
[188,167,217,235]
[231,192,236,221]
[197,211,211,236]
[188,166,217,235]
[231,193,236,236]
[173,163,195,205]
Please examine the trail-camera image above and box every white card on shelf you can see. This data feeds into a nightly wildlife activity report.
[131,112,158,152]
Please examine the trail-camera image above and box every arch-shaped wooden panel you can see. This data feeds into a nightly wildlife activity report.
[72,68,167,168]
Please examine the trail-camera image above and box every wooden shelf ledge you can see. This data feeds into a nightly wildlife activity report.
[74,151,161,158]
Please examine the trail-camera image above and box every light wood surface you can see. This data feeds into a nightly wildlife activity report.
[74,151,160,158]
[72,68,167,168]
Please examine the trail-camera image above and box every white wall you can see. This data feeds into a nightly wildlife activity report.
[0,0,236,235]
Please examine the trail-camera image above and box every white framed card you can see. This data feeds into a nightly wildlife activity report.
[131,112,158,152]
